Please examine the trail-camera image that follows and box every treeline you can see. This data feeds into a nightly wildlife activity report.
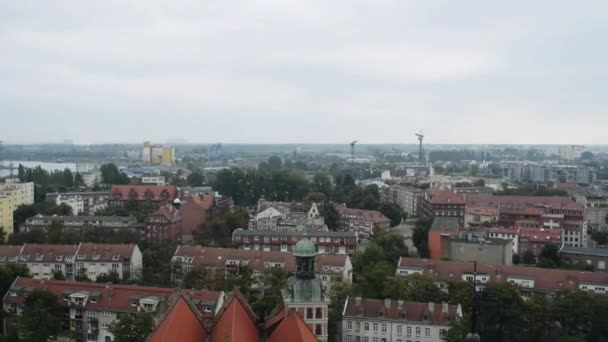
[17,164,84,202]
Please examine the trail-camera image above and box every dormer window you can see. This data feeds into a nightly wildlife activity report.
[77,254,86,260]
[112,255,120,261]
[92,254,100,261]
[55,256,63,262]
[35,255,43,261]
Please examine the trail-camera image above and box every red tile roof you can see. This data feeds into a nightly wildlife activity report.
[465,206,498,216]
[152,204,181,222]
[336,206,391,224]
[4,278,222,314]
[343,297,459,325]
[397,257,608,292]
[316,254,349,275]
[426,189,465,205]
[0,245,24,259]
[465,194,583,211]
[174,246,297,272]
[211,291,259,342]
[269,309,318,342]
[149,296,207,342]
[519,228,562,242]
[110,185,177,201]
[20,244,79,262]
[77,243,137,262]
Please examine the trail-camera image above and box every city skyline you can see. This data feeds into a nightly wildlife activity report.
[2,1,608,145]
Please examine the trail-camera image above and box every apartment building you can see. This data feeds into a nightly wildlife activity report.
[335,205,391,239]
[559,246,608,272]
[500,161,596,184]
[109,185,177,206]
[316,254,353,293]
[144,204,182,243]
[487,227,519,254]
[396,257,608,297]
[3,278,223,342]
[0,243,142,281]
[20,215,139,233]
[419,189,465,226]
[47,191,110,215]
[382,185,425,218]
[0,196,13,236]
[342,297,461,342]
[232,228,358,254]
[0,180,34,210]
[519,228,562,258]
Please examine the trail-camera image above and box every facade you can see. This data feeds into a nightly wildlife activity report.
[336,205,391,239]
[0,243,142,281]
[142,142,175,166]
[20,214,139,233]
[452,186,494,195]
[428,217,461,260]
[109,185,178,206]
[47,191,110,215]
[464,206,499,227]
[419,189,465,226]
[140,176,166,186]
[487,227,519,254]
[0,180,34,210]
[316,254,353,293]
[250,202,324,232]
[396,257,608,297]
[518,228,562,258]
[145,204,182,243]
[0,196,13,236]
[282,238,330,342]
[442,236,513,265]
[3,278,223,342]
[382,185,425,218]
[232,228,358,254]
[500,161,596,184]
[559,246,608,272]
[342,297,461,342]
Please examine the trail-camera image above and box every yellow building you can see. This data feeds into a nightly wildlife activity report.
[0,181,35,210]
[0,196,13,235]
[161,146,175,166]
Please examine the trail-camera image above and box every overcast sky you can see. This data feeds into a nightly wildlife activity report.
[1,1,607,145]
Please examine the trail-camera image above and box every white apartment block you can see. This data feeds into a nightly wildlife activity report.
[0,181,34,210]
[0,243,142,281]
[342,297,461,342]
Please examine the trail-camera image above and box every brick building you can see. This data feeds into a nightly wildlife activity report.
[145,204,182,243]
[109,185,177,206]
[428,217,461,260]
[518,228,562,258]
[232,228,357,254]
[335,205,391,239]
[420,189,465,226]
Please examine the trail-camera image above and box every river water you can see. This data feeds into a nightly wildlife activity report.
[0,160,96,178]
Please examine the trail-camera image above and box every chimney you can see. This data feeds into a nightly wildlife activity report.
[428,302,435,312]
[384,298,392,309]
[442,302,449,313]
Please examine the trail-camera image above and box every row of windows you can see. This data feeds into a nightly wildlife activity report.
[346,322,432,337]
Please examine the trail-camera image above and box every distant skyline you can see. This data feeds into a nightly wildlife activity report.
[2,1,608,145]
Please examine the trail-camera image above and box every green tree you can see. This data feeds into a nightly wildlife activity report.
[100,163,130,185]
[96,271,121,284]
[478,284,527,342]
[52,270,66,280]
[181,265,215,289]
[109,312,154,342]
[18,290,63,342]
[74,172,85,188]
[538,244,561,268]
[186,169,204,186]
[522,250,536,265]
[320,202,340,231]
[311,173,334,197]
[0,264,30,297]
[224,208,250,231]
[378,203,403,227]
[307,192,327,203]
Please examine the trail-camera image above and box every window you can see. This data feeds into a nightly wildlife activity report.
[307,308,313,319]
[373,338,378,342]
[347,336,353,342]
[382,324,387,334]
[105,337,112,342]
[416,327,420,337]
[364,323,369,331]
[397,325,403,336]
[347,321,352,331]
[425,328,430,337]
[440,329,448,339]
[407,326,411,336]
[315,324,322,335]
[364,338,369,342]
[373,323,378,332]
[356,322,360,331]
[316,307,323,319]
[103,311,111,317]
[102,323,110,329]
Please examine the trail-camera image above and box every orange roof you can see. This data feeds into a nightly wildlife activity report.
[426,189,465,205]
[211,292,259,342]
[269,309,318,342]
[149,296,207,342]
[110,185,177,201]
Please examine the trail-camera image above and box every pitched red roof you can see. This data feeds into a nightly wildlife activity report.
[4,278,222,314]
[519,228,562,242]
[426,189,465,205]
[316,254,349,275]
[110,185,177,201]
[397,257,608,292]
[0,245,24,259]
[152,204,181,222]
[336,206,391,224]
[174,246,297,272]
[211,291,259,342]
[77,243,137,262]
[148,296,207,342]
[465,194,583,211]
[343,297,459,326]
[269,309,318,342]
[20,244,79,262]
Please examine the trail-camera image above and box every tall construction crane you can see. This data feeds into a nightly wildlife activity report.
[415,131,424,163]
[0,140,4,168]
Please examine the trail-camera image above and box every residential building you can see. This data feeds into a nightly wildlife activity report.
[20,214,140,233]
[145,204,182,243]
[487,227,519,254]
[0,196,13,236]
[282,238,330,342]
[170,246,352,294]
[518,228,562,258]
[382,185,424,217]
[47,191,110,215]
[465,206,499,227]
[428,217,461,260]
[335,205,391,239]
[179,193,232,242]
[396,257,608,297]
[0,243,142,281]
[140,176,166,186]
[466,195,587,248]
[109,185,178,206]
[342,297,461,342]
[142,141,175,166]
[232,228,358,254]
[500,161,596,184]
[0,180,34,210]
[452,186,495,195]
[250,202,324,231]
[559,246,608,272]
[441,236,513,265]
[419,189,465,226]
[3,278,223,342]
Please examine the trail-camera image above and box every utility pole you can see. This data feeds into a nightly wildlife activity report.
[466,261,481,342]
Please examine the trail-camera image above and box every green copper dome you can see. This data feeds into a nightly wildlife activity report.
[293,238,317,257]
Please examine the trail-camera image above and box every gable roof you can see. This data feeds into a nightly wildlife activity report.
[269,309,318,342]
[148,296,207,342]
[343,297,459,326]
[425,189,465,205]
[110,185,177,201]
[211,291,259,342]
[173,246,297,272]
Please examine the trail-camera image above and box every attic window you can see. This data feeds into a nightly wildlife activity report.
[112,255,120,261]
[379,312,384,317]
[77,254,85,260]
[91,298,97,303]
[401,313,406,319]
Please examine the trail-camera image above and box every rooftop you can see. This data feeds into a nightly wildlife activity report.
[232,228,356,238]
[343,297,459,326]
[430,217,460,233]
[560,246,608,258]
[425,189,465,205]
